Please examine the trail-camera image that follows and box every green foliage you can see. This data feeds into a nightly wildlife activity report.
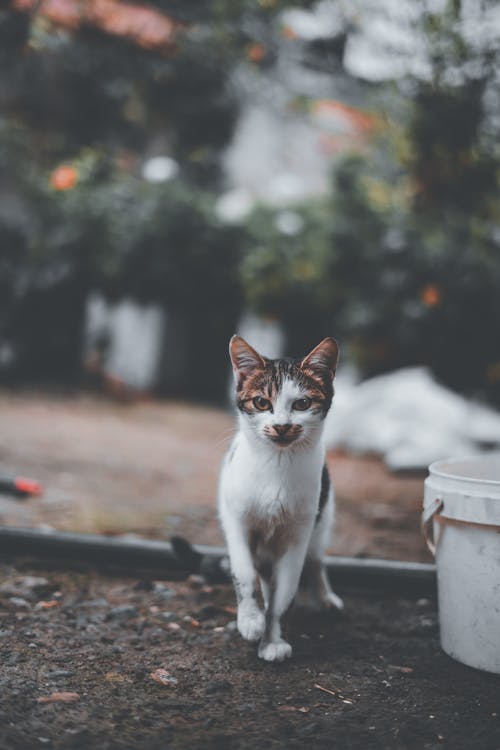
[407,0,498,212]
[241,146,500,402]
[0,134,244,386]
[0,3,246,391]
[1,0,499,403]
[237,0,500,402]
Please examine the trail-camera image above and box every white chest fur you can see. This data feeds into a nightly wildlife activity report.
[219,429,325,527]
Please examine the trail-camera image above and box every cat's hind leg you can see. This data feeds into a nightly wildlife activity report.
[300,492,344,612]
[299,557,344,612]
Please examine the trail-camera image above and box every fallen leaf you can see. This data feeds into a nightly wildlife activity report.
[36,600,60,609]
[279,706,310,713]
[150,669,178,687]
[105,672,131,684]
[37,692,80,704]
[167,622,180,631]
[182,616,200,628]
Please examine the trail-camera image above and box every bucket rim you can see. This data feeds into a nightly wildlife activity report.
[428,453,500,487]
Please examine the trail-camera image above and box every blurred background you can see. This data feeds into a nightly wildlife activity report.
[0,0,499,560]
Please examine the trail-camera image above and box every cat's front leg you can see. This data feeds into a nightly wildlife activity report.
[258,528,312,662]
[221,511,265,642]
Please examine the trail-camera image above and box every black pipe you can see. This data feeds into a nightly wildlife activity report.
[0,526,436,596]
[0,527,182,571]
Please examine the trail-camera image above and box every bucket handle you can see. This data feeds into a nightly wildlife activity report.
[421,497,444,556]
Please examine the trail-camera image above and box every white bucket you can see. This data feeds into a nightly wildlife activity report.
[423,455,500,674]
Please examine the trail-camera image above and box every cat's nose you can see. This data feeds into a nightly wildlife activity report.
[273,423,292,436]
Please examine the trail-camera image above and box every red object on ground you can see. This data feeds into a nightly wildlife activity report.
[0,476,43,498]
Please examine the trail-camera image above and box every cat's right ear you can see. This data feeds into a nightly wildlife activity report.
[229,336,265,384]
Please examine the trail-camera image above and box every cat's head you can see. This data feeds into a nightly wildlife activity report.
[229,335,338,449]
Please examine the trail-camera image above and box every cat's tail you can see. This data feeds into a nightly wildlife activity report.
[170,535,230,583]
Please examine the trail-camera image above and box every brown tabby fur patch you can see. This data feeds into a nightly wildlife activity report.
[236,358,333,419]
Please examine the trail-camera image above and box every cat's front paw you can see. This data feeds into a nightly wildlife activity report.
[237,607,265,642]
[258,639,292,662]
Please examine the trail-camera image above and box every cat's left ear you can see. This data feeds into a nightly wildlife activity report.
[229,335,266,384]
[301,337,339,381]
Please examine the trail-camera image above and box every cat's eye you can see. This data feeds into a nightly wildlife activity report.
[292,397,312,411]
[253,396,271,411]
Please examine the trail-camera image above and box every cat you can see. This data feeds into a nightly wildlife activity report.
[218,335,343,662]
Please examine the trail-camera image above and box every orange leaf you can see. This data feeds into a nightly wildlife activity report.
[37,692,80,704]
[150,669,178,687]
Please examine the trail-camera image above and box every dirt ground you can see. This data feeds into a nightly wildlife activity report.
[1,393,498,749]
[1,560,499,750]
[0,391,430,562]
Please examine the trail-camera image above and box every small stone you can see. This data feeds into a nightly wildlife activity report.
[419,616,438,629]
[205,680,231,694]
[18,576,49,591]
[8,597,30,609]
[64,726,87,737]
[105,605,138,622]
[48,670,75,679]
[187,574,204,589]
[182,616,200,627]
[158,611,177,622]
[297,722,319,737]
[134,580,154,592]
[76,598,109,609]
[155,590,174,604]
[149,628,166,641]
[153,583,175,601]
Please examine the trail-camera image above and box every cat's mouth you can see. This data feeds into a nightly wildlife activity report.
[268,434,300,447]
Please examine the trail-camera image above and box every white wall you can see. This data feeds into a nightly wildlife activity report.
[84,292,164,391]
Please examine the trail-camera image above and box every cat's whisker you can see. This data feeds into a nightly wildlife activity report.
[215,427,238,448]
